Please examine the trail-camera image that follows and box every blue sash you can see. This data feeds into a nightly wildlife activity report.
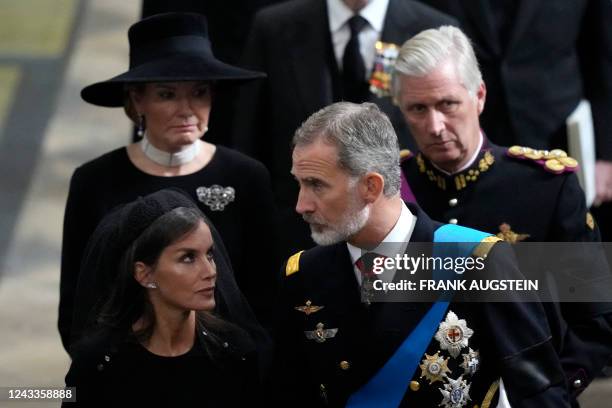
[345,224,491,408]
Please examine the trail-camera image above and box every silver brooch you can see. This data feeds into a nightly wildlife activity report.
[460,348,480,376]
[304,322,338,343]
[196,185,235,211]
[439,375,471,408]
[435,310,474,358]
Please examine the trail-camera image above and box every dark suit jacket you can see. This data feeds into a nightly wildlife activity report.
[272,203,569,407]
[232,0,457,258]
[418,0,612,160]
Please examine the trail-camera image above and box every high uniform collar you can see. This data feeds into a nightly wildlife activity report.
[416,133,496,192]
[431,131,484,176]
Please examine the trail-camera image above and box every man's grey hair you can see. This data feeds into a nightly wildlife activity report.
[392,25,482,99]
[293,102,401,197]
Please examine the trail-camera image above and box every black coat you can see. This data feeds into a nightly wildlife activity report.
[418,0,612,160]
[63,326,259,407]
[232,0,457,258]
[272,203,569,407]
[401,141,612,400]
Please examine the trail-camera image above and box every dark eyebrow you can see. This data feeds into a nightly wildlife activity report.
[154,84,176,89]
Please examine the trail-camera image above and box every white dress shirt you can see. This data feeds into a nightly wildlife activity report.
[326,0,390,78]
[347,201,416,285]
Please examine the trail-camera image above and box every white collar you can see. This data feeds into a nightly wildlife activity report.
[347,200,416,264]
[431,131,484,176]
[327,0,389,33]
[140,135,201,167]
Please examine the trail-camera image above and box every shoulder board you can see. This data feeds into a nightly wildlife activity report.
[285,250,304,277]
[506,145,578,174]
[472,236,503,259]
[399,149,413,162]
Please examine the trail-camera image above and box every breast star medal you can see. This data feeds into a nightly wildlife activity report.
[419,351,451,384]
[435,311,474,358]
[439,375,471,408]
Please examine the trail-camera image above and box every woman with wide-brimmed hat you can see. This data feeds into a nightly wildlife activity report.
[59,12,278,353]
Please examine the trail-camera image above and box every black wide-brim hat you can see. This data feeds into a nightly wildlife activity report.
[81,12,265,107]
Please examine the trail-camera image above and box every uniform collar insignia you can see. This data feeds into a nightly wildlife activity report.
[304,322,338,343]
[294,300,324,315]
[196,185,235,211]
[496,223,529,243]
[416,150,495,192]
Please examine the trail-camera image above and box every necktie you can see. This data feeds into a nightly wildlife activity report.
[342,15,369,102]
[355,252,384,305]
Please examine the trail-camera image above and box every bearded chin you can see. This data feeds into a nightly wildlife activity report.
[310,205,370,246]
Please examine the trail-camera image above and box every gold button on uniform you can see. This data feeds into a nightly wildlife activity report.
[339,360,350,370]
[410,381,420,391]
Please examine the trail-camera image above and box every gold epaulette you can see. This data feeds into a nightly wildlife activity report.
[285,250,304,277]
[507,145,578,174]
[400,149,413,161]
[472,236,503,259]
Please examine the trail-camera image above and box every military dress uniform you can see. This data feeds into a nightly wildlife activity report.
[272,204,568,407]
[400,141,598,243]
[400,140,612,400]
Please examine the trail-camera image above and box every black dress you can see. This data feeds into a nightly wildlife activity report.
[63,328,259,407]
[59,146,278,350]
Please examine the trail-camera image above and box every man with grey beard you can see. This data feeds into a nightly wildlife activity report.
[232,0,457,262]
[269,101,569,407]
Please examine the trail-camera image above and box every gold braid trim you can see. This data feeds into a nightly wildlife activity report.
[472,236,503,259]
[481,380,500,408]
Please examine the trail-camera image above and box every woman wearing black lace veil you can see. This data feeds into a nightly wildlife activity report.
[63,188,271,406]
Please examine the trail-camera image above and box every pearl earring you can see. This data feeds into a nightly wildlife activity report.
[137,115,145,138]
[146,282,157,289]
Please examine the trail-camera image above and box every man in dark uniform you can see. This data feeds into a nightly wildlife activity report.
[415,0,612,213]
[273,101,569,407]
[392,25,612,404]
[232,0,457,259]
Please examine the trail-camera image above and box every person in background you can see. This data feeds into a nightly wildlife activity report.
[393,25,612,405]
[63,189,266,407]
[232,0,457,260]
[416,0,612,239]
[273,101,568,407]
[59,12,278,352]
[138,0,290,146]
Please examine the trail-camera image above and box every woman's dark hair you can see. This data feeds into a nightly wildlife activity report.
[95,206,245,364]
